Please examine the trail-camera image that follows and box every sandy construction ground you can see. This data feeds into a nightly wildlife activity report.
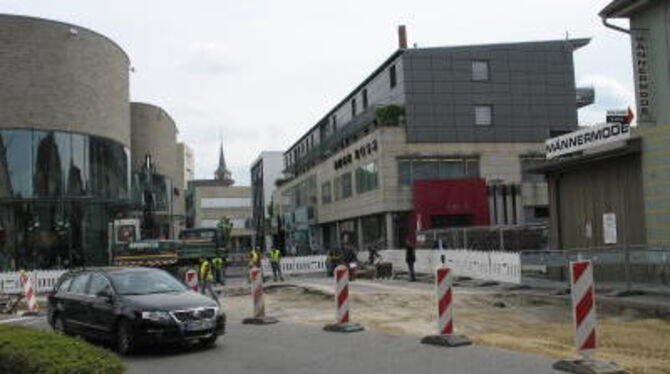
[223,281,670,374]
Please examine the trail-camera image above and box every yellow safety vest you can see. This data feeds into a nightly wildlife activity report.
[199,260,214,282]
[249,251,260,266]
[270,249,281,263]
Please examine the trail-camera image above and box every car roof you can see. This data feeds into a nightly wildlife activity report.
[66,267,160,275]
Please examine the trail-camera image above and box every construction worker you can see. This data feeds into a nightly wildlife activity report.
[198,257,218,303]
[326,249,341,277]
[212,256,224,285]
[269,247,284,282]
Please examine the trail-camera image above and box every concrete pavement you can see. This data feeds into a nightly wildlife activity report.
[125,321,562,374]
[6,313,562,374]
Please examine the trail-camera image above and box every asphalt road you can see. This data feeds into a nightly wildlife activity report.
[4,315,562,374]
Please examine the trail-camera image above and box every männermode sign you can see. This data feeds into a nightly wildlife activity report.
[545,122,631,159]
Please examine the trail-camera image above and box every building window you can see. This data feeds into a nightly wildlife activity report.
[321,181,332,204]
[397,157,480,186]
[520,156,546,182]
[356,160,379,194]
[475,105,493,126]
[389,64,397,88]
[362,89,368,109]
[331,115,337,133]
[341,172,353,198]
[333,176,342,201]
[351,98,357,117]
[472,60,489,81]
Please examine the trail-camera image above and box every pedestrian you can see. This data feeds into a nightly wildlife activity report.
[326,249,341,277]
[269,247,285,282]
[343,247,358,281]
[198,257,219,304]
[212,256,224,285]
[405,241,417,282]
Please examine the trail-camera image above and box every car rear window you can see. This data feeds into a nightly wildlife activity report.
[68,274,90,294]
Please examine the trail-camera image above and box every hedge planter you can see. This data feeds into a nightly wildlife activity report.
[0,325,125,374]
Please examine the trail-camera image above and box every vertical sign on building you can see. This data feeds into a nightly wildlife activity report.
[631,29,654,123]
[603,213,617,245]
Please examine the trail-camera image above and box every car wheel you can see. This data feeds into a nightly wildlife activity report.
[53,314,68,335]
[116,319,136,355]
[200,334,218,348]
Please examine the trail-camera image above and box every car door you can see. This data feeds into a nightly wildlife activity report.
[84,273,117,339]
[62,273,91,335]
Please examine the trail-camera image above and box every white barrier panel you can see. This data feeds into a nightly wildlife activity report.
[359,249,521,284]
[0,270,67,295]
[261,255,328,276]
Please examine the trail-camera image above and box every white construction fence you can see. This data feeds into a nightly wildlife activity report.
[0,250,519,294]
[0,270,67,295]
[261,255,327,276]
[359,249,522,284]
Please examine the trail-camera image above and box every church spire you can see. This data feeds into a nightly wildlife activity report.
[214,140,234,186]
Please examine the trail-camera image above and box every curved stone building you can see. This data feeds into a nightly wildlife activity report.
[0,15,131,269]
[130,103,178,182]
[130,102,182,238]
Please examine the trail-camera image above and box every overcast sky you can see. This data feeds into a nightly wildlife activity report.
[1,0,633,185]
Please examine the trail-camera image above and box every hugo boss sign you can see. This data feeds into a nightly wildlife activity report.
[334,139,378,170]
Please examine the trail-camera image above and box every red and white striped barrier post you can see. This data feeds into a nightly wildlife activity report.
[553,260,626,373]
[242,267,278,325]
[324,265,363,333]
[421,265,471,347]
[20,271,39,315]
[184,269,199,292]
[571,260,597,356]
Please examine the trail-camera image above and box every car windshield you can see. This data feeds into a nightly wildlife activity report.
[108,270,187,295]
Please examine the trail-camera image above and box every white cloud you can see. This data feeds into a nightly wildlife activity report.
[577,74,636,125]
[179,42,238,75]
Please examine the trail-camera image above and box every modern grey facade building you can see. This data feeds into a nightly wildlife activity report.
[277,37,591,253]
[250,151,284,251]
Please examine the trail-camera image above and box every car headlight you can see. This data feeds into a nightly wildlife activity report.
[141,311,171,322]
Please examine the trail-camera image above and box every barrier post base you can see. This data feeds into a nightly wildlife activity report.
[420,334,471,348]
[323,322,364,333]
[553,358,628,374]
[242,316,279,325]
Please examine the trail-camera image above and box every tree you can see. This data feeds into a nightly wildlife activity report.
[216,216,233,249]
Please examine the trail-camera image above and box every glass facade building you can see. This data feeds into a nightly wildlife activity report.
[0,129,132,270]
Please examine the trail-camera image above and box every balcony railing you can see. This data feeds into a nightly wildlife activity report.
[285,104,403,177]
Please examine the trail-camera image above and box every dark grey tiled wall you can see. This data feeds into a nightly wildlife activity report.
[403,41,580,143]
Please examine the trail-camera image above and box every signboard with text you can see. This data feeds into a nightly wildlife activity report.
[545,122,631,159]
[631,29,654,122]
[603,212,617,245]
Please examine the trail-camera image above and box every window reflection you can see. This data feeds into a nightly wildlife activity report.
[34,132,63,197]
[0,129,133,271]
[0,130,34,197]
[0,129,129,199]
[70,134,88,196]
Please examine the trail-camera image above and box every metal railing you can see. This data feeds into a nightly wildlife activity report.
[520,245,670,294]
